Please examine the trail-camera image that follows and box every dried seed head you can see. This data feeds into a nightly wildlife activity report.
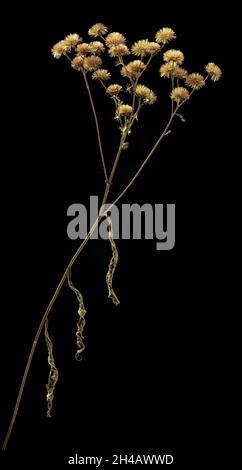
[71,55,85,71]
[106,32,126,47]
[163,49,184,65]
[51,40,69,59]
[76,43,92,55]
[159,61,176,78]
[172,66,188,79]
[106,84,122,95]
[145,42,161,55]
[89,41,105,55]
[155,27,176,44]
[52,34,82,59]
[159,62,188,79]
[170,86,190,103]
[92,69,111,81]
[131,39,161,56]
[83,55,102,71]
[88,23,108,37]
[135,84,157,104]
[108,44,130,57]
[186,73,205,90]
[121,60,146,79]
[117,104,133,116]
[64,33,82,47]
[205,62,222,81]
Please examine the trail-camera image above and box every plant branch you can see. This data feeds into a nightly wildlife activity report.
[1,97,183,451]
[108,103,180,210]
[82,71,108,182]
[2,122,129,451]
[1,216,102,451]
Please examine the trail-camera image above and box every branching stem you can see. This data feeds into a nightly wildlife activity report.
[2,71,185,451]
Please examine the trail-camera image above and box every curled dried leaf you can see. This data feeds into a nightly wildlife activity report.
[106,217,120,306]
[67,270,87,361]
[45,319,59,417]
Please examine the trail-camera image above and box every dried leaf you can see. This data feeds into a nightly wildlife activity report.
[106,216,120,306]
[67,270,87,361]
[44,319,59,417]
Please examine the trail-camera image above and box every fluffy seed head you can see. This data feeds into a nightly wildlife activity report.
[159,62,176,78]
[89,41,105,55]
[205,62,222,81]
[159,62,188,79]
[131,39,161,56]
[76,43,91,55]
[92,69,111,81]
[117,104,133,116]
[163,49,184,65]
[71,56,85,71]
[51,40,69,58]
[135,84,157,104]
[121,60,146,79]
[88,23,108,37]
[108,44,130,57]
[155,27,176,44]
[64,34,82,47]
[186,73,205,90]
[170,86,190,103]
[173,66,188,79]
[83,55,102,71]
[106,84,122,95]
[106,32,126,47]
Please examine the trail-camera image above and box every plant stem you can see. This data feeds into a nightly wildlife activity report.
[2,101,179,451]
[171,76,175,113]
[109,104,180,209]
[82,71,108,182]
[1,118,129,452]
[1,217,102,451]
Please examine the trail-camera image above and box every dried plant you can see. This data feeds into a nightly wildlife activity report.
[2,23,221,450]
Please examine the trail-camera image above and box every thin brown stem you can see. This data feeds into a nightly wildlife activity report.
[171,75,175,113]
[2,97,181,451]
[1,216,102,450]
[108,104,180,210]
[2,119,129,452]
[82,71,108,182]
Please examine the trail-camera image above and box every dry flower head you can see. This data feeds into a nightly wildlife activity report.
[117,104,133,116]
[92,69,111,81]
[135,84,157,104]
[106,32,126,47]
[88,23,108,37]
[71,56,85,71]
[155,28,176,44]
[186,73,205,90]
[205,62,222,81]
[64,34,82,47]
[121,60,146,79]
[83,55,102,71]
[131,39,161,56]
[89,41,105,55]
[106,84,122,95]
[163,49,184,65]
[170,86,190,103]
[52,34,82,59]
[108,44,130,57]
[52,40,70,58]
[173,66,188,79]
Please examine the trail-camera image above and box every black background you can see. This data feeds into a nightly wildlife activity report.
[1,1,240,467]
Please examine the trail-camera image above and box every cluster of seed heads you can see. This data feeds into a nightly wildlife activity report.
[52,23,221,136]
